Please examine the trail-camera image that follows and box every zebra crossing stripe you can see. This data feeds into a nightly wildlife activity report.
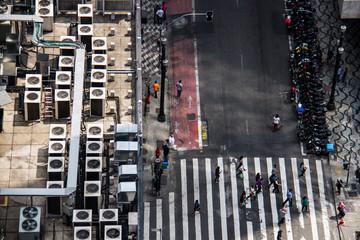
[144,202,150,240]
[205,158,215,240]
[254,157,267,240]
[267,157,279,239]
[291,158,305,229]
[218,157,228,240]
[169,192,176,240]
[230,160,241,240]
[243,157,251,208]
[193,158,202,240]
[247,222,254,240]
[316,160,331,240]
[156,199,162,240]
[279,158,293,240]
[304,158,318,239]
[181,159,189,240]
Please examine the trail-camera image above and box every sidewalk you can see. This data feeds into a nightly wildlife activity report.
[315,0,360,239]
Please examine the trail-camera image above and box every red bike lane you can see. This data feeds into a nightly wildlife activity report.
[167,1,200,151]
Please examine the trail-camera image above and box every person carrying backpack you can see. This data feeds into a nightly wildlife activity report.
[302,196,309,212]
[268,174,276,189]
[192,200,201,216]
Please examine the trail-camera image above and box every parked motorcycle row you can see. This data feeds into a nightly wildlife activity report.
[286,0,331,155]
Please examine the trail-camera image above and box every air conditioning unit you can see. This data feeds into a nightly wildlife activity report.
[92,37,107,52]
[115,124,138,141]
[116,181,136,204]
[84,181,101,197]
[24,91,41,121]
[87,123,103,140]
[78,4,93,24]
[74,226,92,240]
[58,56,75,71]
[55,71,72,89]
[86,141,103,155]
[46,181,64,188]
[104,225,122,240]
[59,36,76,56]
[47,156,65,172]
[90,69,107,87]
[49,124,67,139]
[89,87,105,117]
[92,54,107,68]
[128,212,138,234]
[73,209,92,225]
[85,156,102,180]
[48,140,66,156]
[118,164,137,182]
[99,209,118,222]
[78,24,93,36]
[35,0,54,17]
[55,89,71,119]
[60,36,76,43]
[18,206,41,240]
[25,74,42,91]
[114,141,138,164]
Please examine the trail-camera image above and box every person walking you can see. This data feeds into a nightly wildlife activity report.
[277,230,283,240]
[298,161,307,177]
[247,185,256,200]
[176,80,183,99]
[168,133,177,150]
[272,164,279,176]
[341,67,348,82]
[236,161,246,178]
[155,147,161,158]
[255,173,261,182]
[162,144,169,162]
[153,81,159,98]
[302,196,309,212]
[282,189,293,207]
[273,114,280,132]
[268,174,276,189]
[278,207,287,226]
[337,201,345,215]
[156,8,164,24]
[153,5,160,23]
[256,178,264,197]
[240,191,247,208]
[336,178,343,195]
[337,67,342,82]
[161,1,167,21]
[192,200,201,216]
[214,166,222,183]
[273,177,281,193]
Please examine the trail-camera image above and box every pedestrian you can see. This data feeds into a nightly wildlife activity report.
[247,185,256,200]
[256,173,261,182]
[256,178,264,196]
[176,80,183,99]
[192,200,201,216]
[162,144,169,162]
[156,7,164,24]
[302,196,309,212]
[336,178,343,195]
[339,208,346,218]
[337,67,342,82]
[278,207,287,226]
[214,166,222,183]
[155,147,161,158]
[168,133,177,150]
[341,67,348,82]
[282,189,293,207]
[272,164,279,176]
[161,1,167,21]
[337,201,345,214]
[236,156,244,170]
[298,161,307,177]
[153,81,159,98]
[154,156,162,174]
[240,191,247,208]
[153,5,160,23]
[236,161,246,178]
[277,230,283,240]
[273,177,281,193]
[268,174,276,189]
[273,114,280,132]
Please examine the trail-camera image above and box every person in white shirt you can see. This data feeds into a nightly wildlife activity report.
[273,114,280,132]
[156,8,164,24]
[168,133,177,150]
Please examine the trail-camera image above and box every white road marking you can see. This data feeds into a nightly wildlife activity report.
[247,222,254,240]
[218,157,228,240]
[267,157,279,239]
[169,192,176,240]
[193,36,203,152]
[291,158,305,229]
[193,158,201,240]
[279,158,293,240]
[300,142,306,156]
[316,160,331,240]
[245,120,249,135]
[243,157,251,208]
[181,159,189,240]
[156,199,162,240]
[144,202,150,240]
[304,158,318,240]
[254,157,267,240]
[230,160,241,240]
[205,158,215,240]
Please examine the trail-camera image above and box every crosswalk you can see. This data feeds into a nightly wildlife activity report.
[143,157,335,240]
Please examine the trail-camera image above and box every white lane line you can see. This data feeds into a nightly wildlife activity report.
[169,192,176,240]
[316,160,331,240]
[267,157,279,239]
[243,157,251,208]
[218,157,228,240]
[205,158,215,240]
[144,202,150,240]
[230,160,241,240]
[193,36,203,152]
[181,159,189,240]
[156,199,162,240]
[245,120,249,135]
[304,158,318,240]
[247,222,254,240]
[300,142,306,156]
[193,158,201,240]
[279,158,293,240]
[254,157,267,240]
[291,158,305,229]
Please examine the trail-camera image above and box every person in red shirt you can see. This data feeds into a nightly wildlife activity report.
[153,81,159,98]
[155,147,161,158]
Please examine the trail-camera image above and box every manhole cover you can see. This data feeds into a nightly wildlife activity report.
[187,113,196,120]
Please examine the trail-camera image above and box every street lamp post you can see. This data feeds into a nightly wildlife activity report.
[157,37,167,122]
[327,25,346,111]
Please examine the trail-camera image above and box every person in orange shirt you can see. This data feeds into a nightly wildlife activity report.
[153,81,159,98]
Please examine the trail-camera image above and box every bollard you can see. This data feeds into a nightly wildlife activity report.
[127,73,132,82]
[127,57,132,65]
[127,42,132,50]
[110,42,115,51]
[110,57,115,66]
[110,27,115,36]
[127,27,132,36]
[127,89,133,98]
[127,106,133,114]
